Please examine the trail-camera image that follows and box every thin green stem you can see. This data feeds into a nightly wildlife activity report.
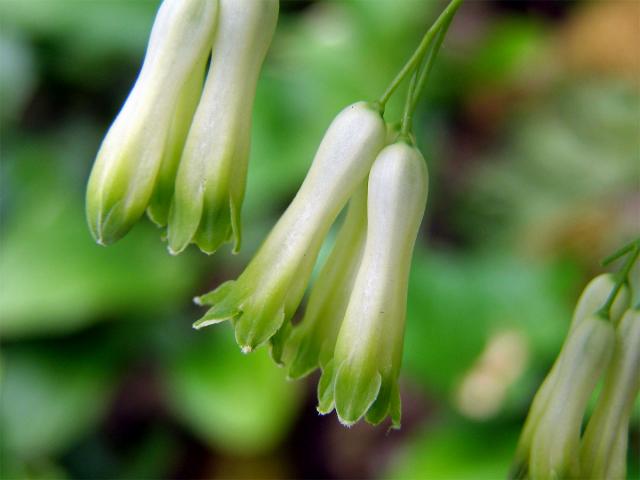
[598,243,640,320]
[377,0,463,111]
[410,11,455,111]
[400,68,420,140]
[602,237,640,266]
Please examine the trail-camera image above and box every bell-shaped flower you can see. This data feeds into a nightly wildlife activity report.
[508,273,629,479]
[282,181,368,379]
[167,0,279,255]
[317,141,428,428]
[580,308,640,480]
[529,315,615,480]
[193,102,386,351]
[86,0,218,245]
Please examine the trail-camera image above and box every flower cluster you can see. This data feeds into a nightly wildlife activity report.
[86,0,278,253]
[195,103,429,427]
[85,0,459,428]
[510,266,640,480]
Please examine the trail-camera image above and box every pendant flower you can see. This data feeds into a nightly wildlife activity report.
[194,102,386,352]
[580,308,640,480]
[317,141,428,428]
[529,315,615,480]
[168,0,279,255]
[509,273,629,479]
[86,0,218,245]
[283,181,368,379]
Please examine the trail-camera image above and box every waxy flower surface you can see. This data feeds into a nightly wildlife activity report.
[529,315,614,479]
[86,0,218,245]
[283,181,368,379]
[318,141,428,427]
[194,102,386,352]
[168,0,279,254]
[580,308,640,480]
[509,273,629,479]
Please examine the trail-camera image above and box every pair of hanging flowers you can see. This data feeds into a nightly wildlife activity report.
[509,242,640,480]
[86,0,278,254]
[86,0,462,427]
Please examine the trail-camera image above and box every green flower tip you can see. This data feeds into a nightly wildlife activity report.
[85,0,219,247]
[313,141,428,428]
[86,0,278,254]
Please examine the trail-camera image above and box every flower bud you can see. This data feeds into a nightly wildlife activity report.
[317,142,428,427]
[86,0,218,245]
[193,102,386,351]
[529,315,615,480]
[283,181,368,379]
[580,308,640,479]
[167,0,279,255]
[509,273,629,479]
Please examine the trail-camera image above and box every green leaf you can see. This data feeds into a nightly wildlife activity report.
[0,346,116,459]
[164,326,300,455]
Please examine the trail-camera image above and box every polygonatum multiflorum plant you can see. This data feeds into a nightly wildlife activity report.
[509,239,640,480]
[85,0,640,476]
[86,0,461,428]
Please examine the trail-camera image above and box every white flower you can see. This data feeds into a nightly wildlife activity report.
[194,102,386,352]
[509,273,629,479]
[282,181,368,378]
[529,315,614,479]
[167,0,279,255]
[317,141,428,427]
[580,308,640,480]
[86,0,218,245]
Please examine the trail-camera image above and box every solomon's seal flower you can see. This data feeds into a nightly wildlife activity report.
[580,308,640,480]
[509,273,629,479]
[282,181,368,379]
[86,0,218,245]
[147,58,207,227]
[168,0,279,255]
[317,141,428,427]
[528,314,615,479]
[194,102,386,351]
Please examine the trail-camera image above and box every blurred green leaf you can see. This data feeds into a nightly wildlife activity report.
[0,30,36,124]
[385,419,519,480]
[164,326,300,456]
[0,0,157,69]
[404,248,574,396]
[0,346,116,460]
[461,80,639,247]
[0,152,199,338]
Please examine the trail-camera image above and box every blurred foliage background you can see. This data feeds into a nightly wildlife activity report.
[0,0,639,479]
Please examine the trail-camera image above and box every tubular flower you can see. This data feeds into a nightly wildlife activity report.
[580,308,640,480]
[317,141,429,428]
[193,102,386,351]
[529,315,615,480]
[147,58,207,227]
[508,274,629,480]
[86,0,218,245]
[282,181,368,379]
[167,0,279,255]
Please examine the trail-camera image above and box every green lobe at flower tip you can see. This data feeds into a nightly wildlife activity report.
[85,0,219,246]
[166,0,277,255]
